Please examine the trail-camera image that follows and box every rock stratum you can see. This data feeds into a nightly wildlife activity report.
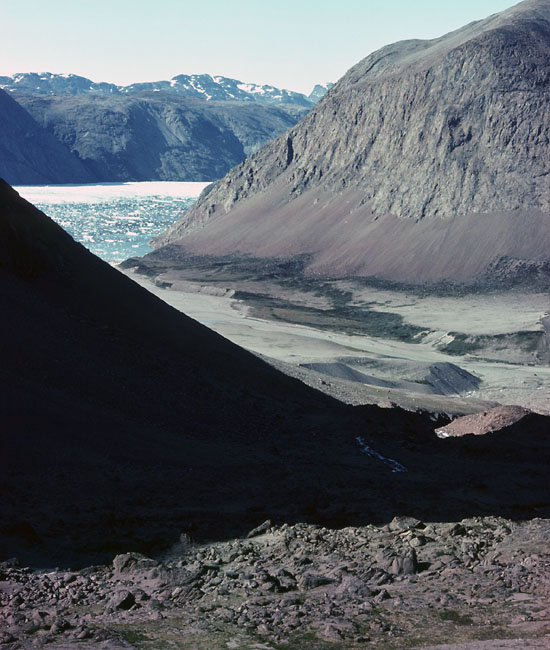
[152,0,550,284]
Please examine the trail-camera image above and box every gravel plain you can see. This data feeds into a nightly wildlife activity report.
[121,270,550,417]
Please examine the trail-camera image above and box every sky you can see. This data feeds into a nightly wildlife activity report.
[0,0,517,94]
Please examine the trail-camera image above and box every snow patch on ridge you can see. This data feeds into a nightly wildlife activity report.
[0,72,332,105]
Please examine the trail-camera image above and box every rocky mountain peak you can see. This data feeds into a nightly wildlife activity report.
[152,0,550,284]
[308,83,334,102]
[342,0,550,84]
[0,72,331,107]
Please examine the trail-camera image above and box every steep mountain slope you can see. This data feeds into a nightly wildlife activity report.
[1,178,549,567]
[0,89,93,184]
[152,0,550,284]
[1,72,328,107]
[11,92,307,182]
[0,177,341,562]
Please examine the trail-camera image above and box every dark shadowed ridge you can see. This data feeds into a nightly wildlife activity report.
[0,89,93,184]
[0,178,346,560]
[150,0,550,284]
[1,180,549,568]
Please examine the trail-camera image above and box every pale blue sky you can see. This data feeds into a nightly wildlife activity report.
[0,0,517,94]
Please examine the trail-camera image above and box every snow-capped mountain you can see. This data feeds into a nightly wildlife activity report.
[0,72,331,106]
[308,83,334,102]
[0,72,119,95]
[123,74,315,106]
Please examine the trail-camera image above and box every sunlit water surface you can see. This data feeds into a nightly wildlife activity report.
[14,181,211,263]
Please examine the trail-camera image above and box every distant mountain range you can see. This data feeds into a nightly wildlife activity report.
[0,88,92,184]
[0,72,333,107]
[0,74,333,185]
[151,0,550,286]
[10,92,309,184]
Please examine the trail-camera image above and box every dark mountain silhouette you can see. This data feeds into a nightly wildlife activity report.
[1,179,549,568]
[151,0,550,285]
[0,89,93,184]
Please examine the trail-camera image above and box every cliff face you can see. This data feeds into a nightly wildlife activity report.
[153,0,550,283]
[0,89,93,184]
[12,93,307,182]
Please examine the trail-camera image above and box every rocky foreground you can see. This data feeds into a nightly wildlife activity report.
[2,517,549,649]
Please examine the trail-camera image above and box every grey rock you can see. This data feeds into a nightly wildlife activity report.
[298,573,334,590]
[246,520,272,538]
[111,590,136,610]
[113,552,158,575]
[375,548,418,575]
[375,548,397,572]
[390,550,418,575]
[374,588,392,603]
[5,613,24,627]
[275,568,297,592]
[441,523,467,537]
[388,516,423,532]
[49,618,71,634]
[152,1,550,286]
[30,610,48,626]
[10,93,308,184]
[0,632,17,645]
[322,623,344,640]
[334,574,374,598]
[72,625,92,639]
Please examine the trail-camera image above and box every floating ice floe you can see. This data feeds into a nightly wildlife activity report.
[14,181,211,204]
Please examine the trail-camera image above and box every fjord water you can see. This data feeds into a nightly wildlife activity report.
[14,181,210,262]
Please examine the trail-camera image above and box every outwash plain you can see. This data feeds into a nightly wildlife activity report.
[124,264,550,417]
